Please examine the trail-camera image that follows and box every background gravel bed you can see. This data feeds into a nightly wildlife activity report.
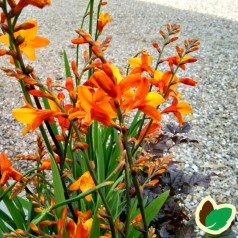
[0,0,237,236]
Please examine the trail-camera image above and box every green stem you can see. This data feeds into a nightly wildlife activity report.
[88,0,94,76]
[115,101,148,236]
[76,1,91,67]
[95,0,103,40]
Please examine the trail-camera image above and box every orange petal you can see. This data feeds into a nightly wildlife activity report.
[119,73,141,92]
[0,152,12,171]
[179,77,197,86]
[91,105,115,126]
[69,171,95,202]
[177,102,192,114]
[28,36,50,48]
[145,92,165,106]
[139,105,161,122]
[21,46,36,60]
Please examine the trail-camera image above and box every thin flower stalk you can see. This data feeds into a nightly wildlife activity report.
[115,101,148,236]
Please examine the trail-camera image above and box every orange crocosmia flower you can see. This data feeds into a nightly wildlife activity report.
[163,55,196,70]
[11,0,51,15]
[0,20,49,61]
[150,71,179,94]
[73,86,117,126]
[69,171,95,202]
[75,218,93,238]
[18,0,51,8]
[12,102,57,136]
[162,96,192,126]
[0,152,22,186]
[128,51,154,75]
[122,77,165,121]
[38,155,72,171]
[98,12,111,33]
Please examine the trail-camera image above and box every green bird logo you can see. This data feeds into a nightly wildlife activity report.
[195,196,236,235]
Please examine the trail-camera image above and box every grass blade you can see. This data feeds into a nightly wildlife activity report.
[50,154,66,217]
[63,50,72,77]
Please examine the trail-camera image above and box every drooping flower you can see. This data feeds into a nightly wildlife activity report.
[0,152,22,186]
[69,171,95,202]
[10,0,51,16]
[17,0,51,8]
[12,100,58,135]
[98,12,111,34]
[0,20,50,61]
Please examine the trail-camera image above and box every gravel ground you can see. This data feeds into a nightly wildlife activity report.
[0,0,237,236]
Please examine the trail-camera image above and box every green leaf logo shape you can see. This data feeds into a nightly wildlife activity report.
[195,196,236,235]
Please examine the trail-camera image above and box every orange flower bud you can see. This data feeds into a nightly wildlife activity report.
[180,58,197,65]
[83,50,89,62]
[46,77,53,90]
[61,207,68,220]
[1,12,6,24]
[101,1,108,5]
[113,182,125,191]
[71,37,87,44]
[92,45,105,61]
[65,77,74,92]
[76,29,94,45]
[14,22,36,32]
[159,30,166,39]
[71,61,80,78]
[15,229,29,236]
[166,23,171,31]
[34,207,43,213]
[165,36,178,45]
[144,179,159,188]
[0,49,7,56]
[99,223,111,230]
[40,220,57,226]
[29,223,44,235]
[152,42,161,53]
